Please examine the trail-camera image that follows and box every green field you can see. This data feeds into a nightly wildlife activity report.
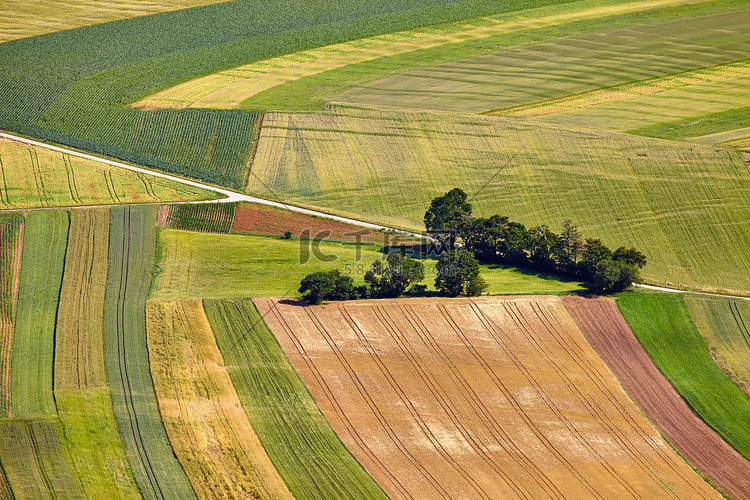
[205,298,389,500]
[0,137,216,209]
[12,210,68,419]
[55,208,110,391]
[0,0,574,187]
[0,420,84,499]
[151,229,583,300]
[104,205,197,500]
[55,389,142,500]
[617,293,750,462]
[248,108,750,294]
[684,295,750,390]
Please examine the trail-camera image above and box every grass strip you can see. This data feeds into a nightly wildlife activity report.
[11,210,69,419]
[617,293,750,462]
[205,298,389,500]
[104,205,196,500]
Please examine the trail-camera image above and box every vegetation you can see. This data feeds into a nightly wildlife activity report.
[364,252,425,297]
[12,210,68,419]
[146,299,293,500]
[0,137,215,209]
[152,230,584,300]
[204,298,389,500]
[618,293,750,462]
[55,208,110,390]
[161,202,236,234]
[250,108,750,294]
[55,389,142,500]
[0,420,84,499]
[0,213,23,418]
[103,205,197,499]
[434,249,487,296]
[299,270,355,304]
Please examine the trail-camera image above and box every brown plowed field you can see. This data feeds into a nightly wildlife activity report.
[564,296,750,500]
[257,296,719,500]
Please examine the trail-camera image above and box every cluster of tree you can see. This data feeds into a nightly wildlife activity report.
[425,188,646,293]
[298,250,488,304]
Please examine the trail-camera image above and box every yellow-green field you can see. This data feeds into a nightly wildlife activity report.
[0,137,215,209]
[0,0,230,43]
[135,0,712,110]
[248,108,750,294]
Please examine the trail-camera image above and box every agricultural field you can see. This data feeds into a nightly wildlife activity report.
[0,213,22,418]
[564,296,750,499]
[0,0,231,42]
[158,203,236,234]
[329,8,750,113]
[0,136,216,209]
[617,294,750,463]
[146,298,293,500]
[249,108,750,294]
[104,205,197,499]
[0,420,84,499]
[54,208,110,391]
[684,296,750,393]
[152,229,584,300]
[55,389,142,500]
[257,296,718,499]
[12,210,68,419]
[204,298,389,500]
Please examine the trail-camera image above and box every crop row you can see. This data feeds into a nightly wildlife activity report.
[204,298,388,500]
[167,202,236,234]
[104,205,197,500]
[0,213,22,418]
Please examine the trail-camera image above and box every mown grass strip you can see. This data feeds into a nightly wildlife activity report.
[11,210,68,419]
[55,207,110,390]
[0,419,84,499]
[146,298,293,500]
[617,293,750,462]
[0,213,23,418]
[632,105,750,141]
[204,298,389,500]
[104,205,196,500]
[684,296,750,393]
[55,388,142,500]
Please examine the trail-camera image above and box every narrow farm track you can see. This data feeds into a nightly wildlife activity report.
[257,296,719,500]
[563,296,750,500]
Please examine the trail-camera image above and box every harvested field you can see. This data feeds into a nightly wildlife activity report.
[104,206,197,500]
[563,296,750,499]
[12,210,68,419]
[205,298,388,500]
[250,108,750,295]
[0,136,214,209]
[684,296,750,390]
[55,389,141,500]
[0,213,23,418]
[55,207,110,390]
[231,202,412,244]
[146,298,293,500]
[257,296,717,499]
[0,419,84,499]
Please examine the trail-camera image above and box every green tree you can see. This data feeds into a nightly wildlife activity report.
[527,225,559,270]
[555,219,583,272]
[613,246,647,269]
[590,260,639,294]
[435,249,488,297]
[424,188,472,248]
[298,270,354,304]
[579,238,612,279]
[365,253,425,298]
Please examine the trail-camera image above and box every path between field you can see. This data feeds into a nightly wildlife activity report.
[0,131,425,239]
[634,283,750,300]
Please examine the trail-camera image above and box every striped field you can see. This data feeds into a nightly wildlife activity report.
[0,213,23,418]
[249,108,750,294]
